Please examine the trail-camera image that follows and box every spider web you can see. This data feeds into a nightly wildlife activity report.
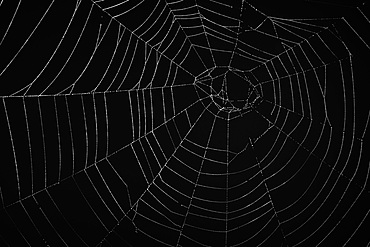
[0,0,369,246]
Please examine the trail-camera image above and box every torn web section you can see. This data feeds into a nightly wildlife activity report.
[0,95,96,245]
[106,144,148,211]
[41,177,106,246]
[105,91,134,154]
[0,94,105,246]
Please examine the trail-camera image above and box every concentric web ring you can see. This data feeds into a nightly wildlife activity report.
[0,0,369,246]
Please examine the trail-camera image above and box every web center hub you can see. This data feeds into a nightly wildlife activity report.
[195,66,261,114]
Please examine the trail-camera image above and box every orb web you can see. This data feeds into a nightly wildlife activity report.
[0,0,369,246]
